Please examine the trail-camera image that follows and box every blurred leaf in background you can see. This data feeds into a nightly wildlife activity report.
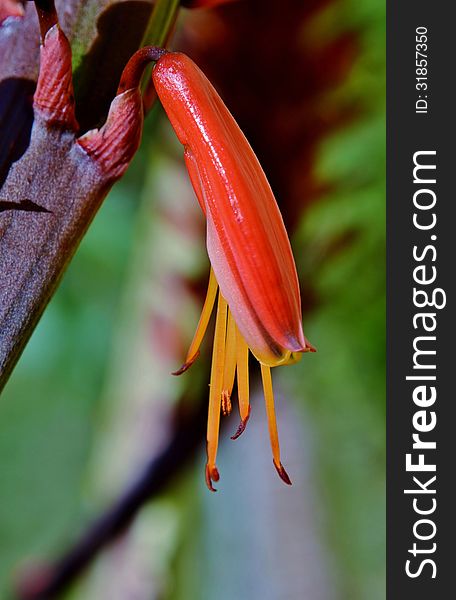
[0,0,385,598]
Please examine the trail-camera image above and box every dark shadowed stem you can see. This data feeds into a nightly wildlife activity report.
[32,0,58,41]
[16,397,207,600]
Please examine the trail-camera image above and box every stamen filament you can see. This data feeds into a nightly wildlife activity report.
[260,364,292,485]
[221,309,237,416]
[231,326,250,439]
[173,267,218,375]
[205,292,228,491]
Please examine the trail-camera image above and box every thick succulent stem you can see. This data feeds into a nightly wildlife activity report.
[0,1,181,392]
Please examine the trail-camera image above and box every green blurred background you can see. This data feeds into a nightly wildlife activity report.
[0,0,384,598]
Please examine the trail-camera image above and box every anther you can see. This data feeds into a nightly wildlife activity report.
[274,460,292,486]
[221,390,232,416]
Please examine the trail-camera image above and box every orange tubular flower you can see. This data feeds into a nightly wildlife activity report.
[150,51,315,491]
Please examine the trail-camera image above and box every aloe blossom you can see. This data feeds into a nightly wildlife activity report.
[83,45,315,490]
[150,52,315,491]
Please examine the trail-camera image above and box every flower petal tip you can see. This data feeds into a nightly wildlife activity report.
[171,351,200,376]
[274,461,293,486]
[230,406,251,440]
[304,337,317,353]
[205,464,220,492]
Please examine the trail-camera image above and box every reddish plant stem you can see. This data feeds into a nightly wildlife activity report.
[117,46,168,93]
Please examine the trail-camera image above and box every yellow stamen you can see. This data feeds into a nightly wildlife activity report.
[205,292,228,491]
[231,325,250,439]
[260,364,292,485]
[173,267,218,375]
[221,309,237,416]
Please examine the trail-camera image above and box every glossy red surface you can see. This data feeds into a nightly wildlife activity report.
[153,52,307,365]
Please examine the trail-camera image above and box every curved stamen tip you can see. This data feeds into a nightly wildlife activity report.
[205,464,220,492]
[273,460,293,485]
[221,391,232,416]
[171,351,200,376]
[230,406,251,440]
